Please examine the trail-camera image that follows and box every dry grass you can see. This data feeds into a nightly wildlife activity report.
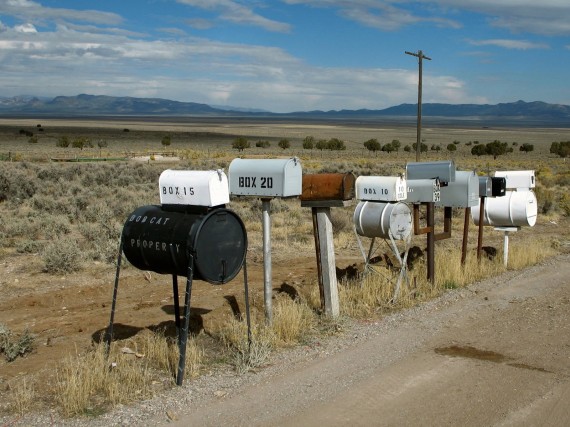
[55,330,203,417]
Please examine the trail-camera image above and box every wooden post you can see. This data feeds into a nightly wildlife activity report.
[461,207,471,265]
[313,207,340,317]
[477,197,485,261]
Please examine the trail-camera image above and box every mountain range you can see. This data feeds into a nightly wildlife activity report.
[0,94,569,125]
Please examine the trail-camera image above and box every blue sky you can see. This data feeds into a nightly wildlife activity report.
[0,0,569,113]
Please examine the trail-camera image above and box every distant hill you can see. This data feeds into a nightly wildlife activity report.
[0,94,569,125]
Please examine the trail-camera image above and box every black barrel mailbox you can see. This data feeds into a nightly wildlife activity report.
[122,205,247,284]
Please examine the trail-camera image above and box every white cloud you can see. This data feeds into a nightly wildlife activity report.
[468,38,550,50]
[177,0,291,32]
[0,0,123,25]
[14,23,37,33]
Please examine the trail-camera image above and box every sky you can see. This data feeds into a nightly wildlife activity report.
[0,0,569,113]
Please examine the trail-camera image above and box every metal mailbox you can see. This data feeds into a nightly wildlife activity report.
[472,190,537,227]
[479,176,492,198]
[159,169,229,208]
[229,157,302,198]
[436,170,479,208]
[405,179,441,203]
[353,201,412,240]
[301,172,355,201]
[122,205,247,283]
[355,176,407,202]
[406,160,456,184]
[491,177,507,197]
[494,170,535,190]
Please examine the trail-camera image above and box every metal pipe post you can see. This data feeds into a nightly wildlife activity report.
[261,198,272,324]
[177,255,194,386]
[503,230,510,268]
[105,237,123,354]
[427,202,435,284]
[243,256,252,348]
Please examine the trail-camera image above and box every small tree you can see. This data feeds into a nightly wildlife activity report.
[486,140,510,160]
[232,137,250,152]
[315,139,327,151]
[255,140,270,148]
[278,139,290,150]
[391,139,401,151]
[98,139,108,157]
[327,138,346,150]
[412,142,428,153]
[363,138,381,154]
[446,143,457,153]
[550,141,570,158]
[382,143,395,153]
[519,143,534,153]
[404,145,411,153]
[161,135,171,147]
[302,136,315,149]
[471,144,487,157]
[57,136,70,148]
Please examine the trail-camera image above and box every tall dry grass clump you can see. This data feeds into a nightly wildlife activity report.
[272,296,316,345]
[338,272,396,318]
[55,330,203,417]
[507,238,557,270]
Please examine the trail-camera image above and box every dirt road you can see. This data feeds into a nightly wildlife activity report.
[169,255,570,426]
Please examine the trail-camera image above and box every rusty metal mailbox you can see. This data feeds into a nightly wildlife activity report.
[229,157,302,198]
[300,172,355,202]
[355,176,407,202]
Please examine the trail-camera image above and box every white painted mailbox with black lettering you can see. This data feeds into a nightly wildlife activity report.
[229,157,302,198]
[355,176,407,202]
[106,168,251,387]
[229,157,302,324]
[159,169,229,207]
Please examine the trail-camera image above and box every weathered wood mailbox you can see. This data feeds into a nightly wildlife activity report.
[229,158,303,323]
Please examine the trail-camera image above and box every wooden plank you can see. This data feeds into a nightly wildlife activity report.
[315,207,340,317]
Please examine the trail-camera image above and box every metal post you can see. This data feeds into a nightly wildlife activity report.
[503,230,510,268]
[105,237,124,354]
[177,255,194,386]
[461,207,471,265]
[427,202,435,284]
[172,275,181,343]
[405,50,432,162]
[243,255,252,348]
[477,197,486,261]
[261,198,272,324]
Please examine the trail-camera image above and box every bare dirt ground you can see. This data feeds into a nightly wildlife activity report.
[164,253,570,427]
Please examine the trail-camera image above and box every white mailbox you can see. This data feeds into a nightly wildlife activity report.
[229,158,302,198]
[472,190,537,227]
[406,160,456,184]
[494,170,535,190]
[159,169,229,207]
[406,179,441,203]
[355,176,407,202]
[436,170,479,208]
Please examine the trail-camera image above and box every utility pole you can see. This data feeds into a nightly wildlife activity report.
[405,50,431,162]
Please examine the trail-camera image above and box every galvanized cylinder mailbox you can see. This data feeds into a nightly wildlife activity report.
[122,205,247,284]
[301,172,355,202]
[472,190,537,227]
[354,201,412,240]
[355,176,407,202]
